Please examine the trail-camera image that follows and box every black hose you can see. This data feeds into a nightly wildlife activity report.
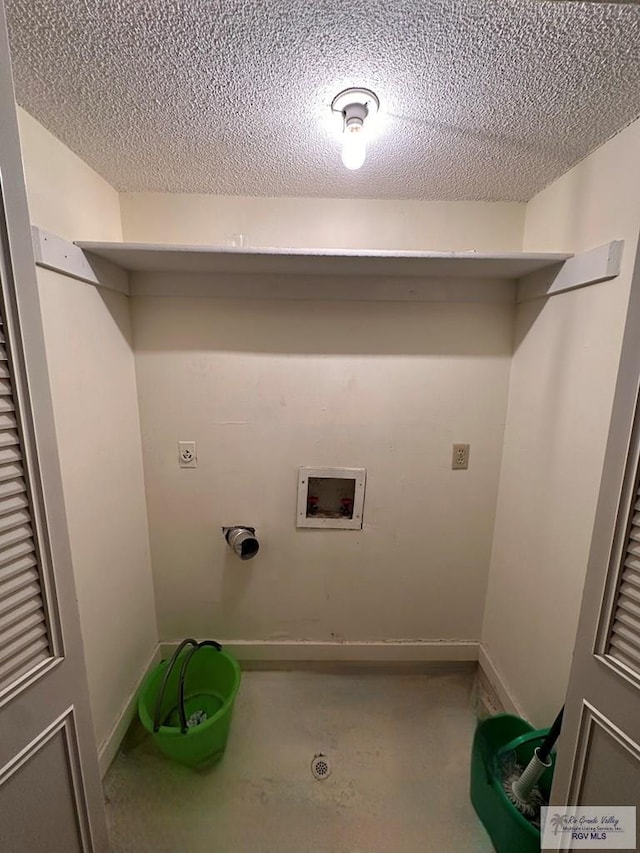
[176,640,223,733]
[152,638,198,732]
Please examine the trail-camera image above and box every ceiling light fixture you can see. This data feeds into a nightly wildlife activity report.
[331,87,379,171]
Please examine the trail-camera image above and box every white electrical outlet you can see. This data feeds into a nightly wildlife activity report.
[452,443,470,470]
[178,441,197,468]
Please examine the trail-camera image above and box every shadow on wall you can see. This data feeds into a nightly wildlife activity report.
[132,298,515,358]
[98,286,135,347]
[220,548,255,614]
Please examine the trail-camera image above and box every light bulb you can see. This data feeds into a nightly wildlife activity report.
[331,89,379,172]
[341,125,366,170]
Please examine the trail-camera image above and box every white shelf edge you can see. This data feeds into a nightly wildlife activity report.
[75,240,570,262]
[74,238,572,281]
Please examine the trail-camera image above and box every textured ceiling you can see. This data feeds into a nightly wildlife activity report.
[7,0,640,201]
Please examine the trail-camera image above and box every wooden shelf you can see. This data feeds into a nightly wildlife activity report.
[76,241,572,280]
[33,229,622,302]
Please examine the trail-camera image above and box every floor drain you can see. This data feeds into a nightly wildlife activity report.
[311,753,331,780]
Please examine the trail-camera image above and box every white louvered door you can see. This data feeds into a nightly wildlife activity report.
[548,241,640,839]
[0,5,109,852]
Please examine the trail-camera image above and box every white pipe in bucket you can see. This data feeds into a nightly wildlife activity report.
[511,747,552,803]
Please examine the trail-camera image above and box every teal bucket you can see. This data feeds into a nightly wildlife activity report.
[138,639,241,768]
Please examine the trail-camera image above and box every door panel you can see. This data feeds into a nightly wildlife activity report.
[2,712,86,853]
[578,709,640,805]
[0,3,109,851]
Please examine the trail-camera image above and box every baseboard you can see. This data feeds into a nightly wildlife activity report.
[478,644,527,720]
[159,639,480,667]
[97,644,161,778]
[94,641,506,775]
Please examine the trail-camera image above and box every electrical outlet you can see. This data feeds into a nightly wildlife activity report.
[452,443,470,470]
[178,441,197,468]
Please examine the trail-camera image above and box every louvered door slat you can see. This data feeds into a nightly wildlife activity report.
[622,560,640,582]
[612,619,640,651]
[0,446,20,466]
[0,494,29,518]
[0,577,42,618]
[0,595,42,632]
[0,475,26,496]
[0,410,16,427]
[625,540,640,559]
[0,622,48,668]
[0,635,49,683]
[0,460,24,483]
[0,537,36,570]
[0,305,51,693]
[0,523,32,553]
[0,462,24,483]
[0,559,38,598]
[0,429,20,449]
[608,482,640,676]
[609,635,640,670]
[0,609,45,648]
[624,555,640,575]
[618,595,640,621]
[0,508,31,534]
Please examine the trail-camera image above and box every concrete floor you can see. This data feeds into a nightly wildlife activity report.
[104,668,494,853]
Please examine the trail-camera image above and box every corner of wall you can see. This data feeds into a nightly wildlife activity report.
[481,117,640,727]
[97,644,161,778]
[16,105,124,242]
[16,106,158,754]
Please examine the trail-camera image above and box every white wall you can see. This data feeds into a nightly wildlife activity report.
[18,108,122,244]
[482,118,640,726]
[17,108,158,767]
[133,295,513,650]
[123,183,525,653]
[120,193,525,251]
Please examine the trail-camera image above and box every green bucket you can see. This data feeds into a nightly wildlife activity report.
[138,639,241,768]
[470,714,556,853]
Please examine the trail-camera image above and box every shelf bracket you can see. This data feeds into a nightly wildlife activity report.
[517,240,624,302]
[31,226,129,294]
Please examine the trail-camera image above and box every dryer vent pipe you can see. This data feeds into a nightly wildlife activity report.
[223,526,259,560]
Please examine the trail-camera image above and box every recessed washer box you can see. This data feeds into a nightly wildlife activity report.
[297,467,366,529]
